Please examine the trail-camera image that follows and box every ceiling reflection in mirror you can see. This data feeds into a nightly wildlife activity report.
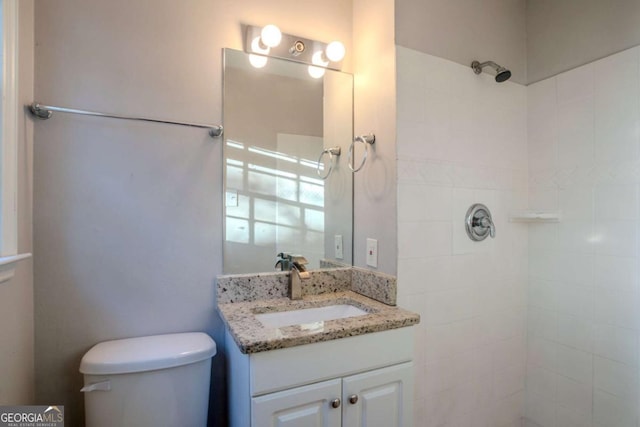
[223,48,353,274]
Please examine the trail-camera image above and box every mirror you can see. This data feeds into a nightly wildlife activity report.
[223,48,353,274]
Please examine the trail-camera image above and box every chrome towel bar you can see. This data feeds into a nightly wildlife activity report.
[28,102,223,138]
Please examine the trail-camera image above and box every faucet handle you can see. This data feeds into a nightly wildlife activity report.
[275,253,292,271]
[290,255,308,265]
[276,253,307,272]
[480,217,496,238]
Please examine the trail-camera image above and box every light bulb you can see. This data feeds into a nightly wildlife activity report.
[260,24,282,48]
[308,65,325,79]
[312,51,329,67]
[325,41,345,62]
[251,36,269,55]
[249,54,268,69]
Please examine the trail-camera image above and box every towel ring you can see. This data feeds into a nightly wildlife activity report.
[316,147,341,180]
[348,133,376,173]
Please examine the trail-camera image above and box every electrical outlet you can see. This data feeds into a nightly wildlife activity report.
[366,238,378,268]
[334,235,343,259]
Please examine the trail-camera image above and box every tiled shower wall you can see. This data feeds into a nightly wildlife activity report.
[396,46,529,427]
[525,47,640,427]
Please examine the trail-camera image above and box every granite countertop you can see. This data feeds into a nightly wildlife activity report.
[218,291,420,354]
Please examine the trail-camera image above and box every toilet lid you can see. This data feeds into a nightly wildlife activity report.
[79,332,216,375]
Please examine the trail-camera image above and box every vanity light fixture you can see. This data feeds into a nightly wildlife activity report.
[312,51,329,67]
[325,41,346,62]
[306,41,346,78]
[248,24,281,68]
[244,24,345,72]
[259,24,282,48]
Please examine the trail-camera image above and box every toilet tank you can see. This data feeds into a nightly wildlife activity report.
[80,332,216,427]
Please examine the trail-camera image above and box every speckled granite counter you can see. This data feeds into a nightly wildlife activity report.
[217,267,398,305]
[218,290,420,354]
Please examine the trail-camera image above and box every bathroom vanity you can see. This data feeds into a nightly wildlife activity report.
[217,269,419,427]
[226,326,413,427]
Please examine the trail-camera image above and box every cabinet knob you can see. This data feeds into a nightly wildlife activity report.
[349,394,359,404]
[330,398,341,409]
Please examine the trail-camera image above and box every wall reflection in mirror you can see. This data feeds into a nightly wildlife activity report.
[223,48,353,274]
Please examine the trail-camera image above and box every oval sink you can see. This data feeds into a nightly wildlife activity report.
[255,304,368,329]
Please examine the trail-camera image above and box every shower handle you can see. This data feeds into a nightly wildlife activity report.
[465,203,496,241]
[477,216,495,238]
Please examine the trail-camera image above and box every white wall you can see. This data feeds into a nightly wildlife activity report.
[395,0,527,84]
[396,46,528,426]
[0,0,34,405]
[32,1,352,425]
[353,0,397,274]
[525,47,640,427]
[526,0,640,84]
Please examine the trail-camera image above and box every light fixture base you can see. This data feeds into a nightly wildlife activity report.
[244,25,344,71]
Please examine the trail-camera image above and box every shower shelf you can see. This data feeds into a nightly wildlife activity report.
[509,211,562,223]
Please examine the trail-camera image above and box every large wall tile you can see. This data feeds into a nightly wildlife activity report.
[397,47,527,426]
[527,47,640,427]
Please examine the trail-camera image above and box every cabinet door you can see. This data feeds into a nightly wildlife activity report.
[342,362,413,427]
[252,378,342,427]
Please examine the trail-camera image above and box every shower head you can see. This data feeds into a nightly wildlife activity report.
[471,60,511,83]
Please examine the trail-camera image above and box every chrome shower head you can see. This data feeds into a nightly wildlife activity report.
[495,66,511,83]
[471,60,511,83]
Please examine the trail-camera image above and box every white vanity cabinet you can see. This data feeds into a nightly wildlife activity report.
[252,378,342,427]
[227,327,415,427]
[341,362,413,427]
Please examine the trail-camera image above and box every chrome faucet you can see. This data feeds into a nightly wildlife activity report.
[275,253,310,300]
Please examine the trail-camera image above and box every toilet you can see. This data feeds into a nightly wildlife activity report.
[80,332,216,427]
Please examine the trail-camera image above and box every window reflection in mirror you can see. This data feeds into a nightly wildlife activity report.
[223,49,353,274]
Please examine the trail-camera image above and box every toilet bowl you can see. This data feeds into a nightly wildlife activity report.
[80,332,216,427]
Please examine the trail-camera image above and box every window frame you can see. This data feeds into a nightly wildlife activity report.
[1,0,18,256]
[0,0,31,283]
